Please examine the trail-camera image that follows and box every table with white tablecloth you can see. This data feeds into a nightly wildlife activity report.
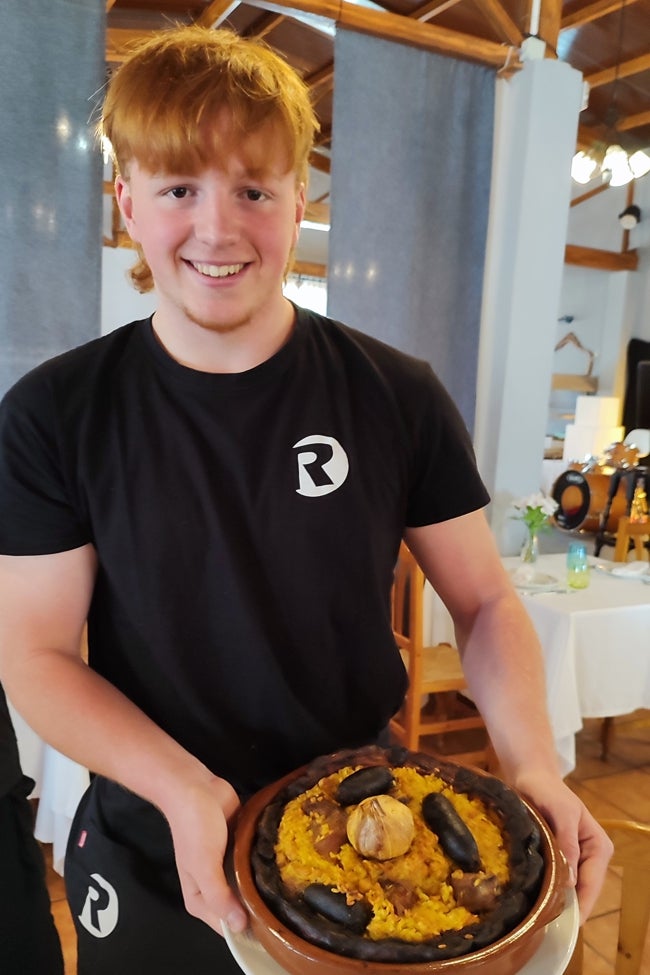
[8,701,89,874]
[424,552,650,775]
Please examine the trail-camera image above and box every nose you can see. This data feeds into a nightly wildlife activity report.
[193,191,239,246]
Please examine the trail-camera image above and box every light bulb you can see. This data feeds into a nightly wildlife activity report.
[571,151,598,184]
[603,144,633,186]
[629,150,650,178]
[608,163,634,187]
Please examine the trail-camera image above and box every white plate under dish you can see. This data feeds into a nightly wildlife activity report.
[509,569,561,592]
[224,888,580,975]
[594,561,650,579]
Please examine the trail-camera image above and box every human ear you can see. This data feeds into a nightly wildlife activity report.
[114,175,141,244]
[293,183,306,246]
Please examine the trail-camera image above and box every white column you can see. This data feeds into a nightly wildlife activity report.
[475,58,584,553]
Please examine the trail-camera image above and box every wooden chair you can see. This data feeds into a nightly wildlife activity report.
[613,515,650,563]
[565,819,650,975]
[600,517,650,759]
[388,541,495,769]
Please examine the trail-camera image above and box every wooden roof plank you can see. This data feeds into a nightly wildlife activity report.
[244,0,515,67]
[106,27,153,61]
[617,108,650,131]
[410,0,464,25]
[304,199,330,222]
[243,10,286,37]
[292,260,327,277]
[196,0,242,28]
[564,243,638,270]
[539,0,563,51]
[309,151,331,174]
[305,61,334,89]
[561,0,641,31]
[586,52,650,89]
[570,183,609,206]
[480,0,523,47]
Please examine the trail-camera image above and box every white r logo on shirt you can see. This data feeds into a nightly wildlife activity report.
[293,435,349,497]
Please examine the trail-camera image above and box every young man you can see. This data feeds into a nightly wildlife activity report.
[0,25,610,974]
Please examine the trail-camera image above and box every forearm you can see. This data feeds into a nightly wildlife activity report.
[456,592,561,783]
[3,647,214,813]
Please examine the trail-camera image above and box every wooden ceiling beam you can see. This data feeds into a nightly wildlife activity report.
[538,0,562,52]
[570,183,609,207]
[576,121,607,151]
[305,61,334,90]
[586,52,650,89]
[245,0,517,67]
[106,27,153,62]
[617,108,650,132]
[565,243,638,270]
[304,199,330,223]
[243,10,286,37]
[309,151,331,174]
[196,0,241,28]
[480,0,523,47]
[410,0,463,25]
[561,0,641,31]
[107,6,513,78]
[292,260,327,278]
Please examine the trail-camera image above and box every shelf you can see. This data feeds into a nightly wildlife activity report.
[551,374,599,393]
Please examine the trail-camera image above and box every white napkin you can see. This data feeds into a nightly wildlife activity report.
[611,561,649,577]
[511,566,538,585]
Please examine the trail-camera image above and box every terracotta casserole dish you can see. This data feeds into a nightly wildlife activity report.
[232,745,570,975]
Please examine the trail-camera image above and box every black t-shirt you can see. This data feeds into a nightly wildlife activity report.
[0,307,489,796]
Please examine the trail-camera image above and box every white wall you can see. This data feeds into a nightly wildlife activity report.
[550,169,650,431]
[623,171,650,345]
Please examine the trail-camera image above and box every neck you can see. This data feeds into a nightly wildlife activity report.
[151,298,296,374]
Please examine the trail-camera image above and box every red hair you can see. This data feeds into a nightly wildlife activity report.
[101,25,318,292]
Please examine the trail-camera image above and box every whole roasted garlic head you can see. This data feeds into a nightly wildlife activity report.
[346,794,415,860]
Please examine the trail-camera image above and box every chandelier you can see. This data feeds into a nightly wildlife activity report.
[571,0,650,187]
[571,144,650,186]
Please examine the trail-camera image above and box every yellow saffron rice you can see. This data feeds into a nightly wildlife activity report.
[275,765,510,943]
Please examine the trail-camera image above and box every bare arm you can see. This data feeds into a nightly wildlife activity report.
[0,548,247,935]
[405,511,612,923]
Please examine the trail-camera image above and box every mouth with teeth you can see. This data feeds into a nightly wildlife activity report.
[189,260,245,279]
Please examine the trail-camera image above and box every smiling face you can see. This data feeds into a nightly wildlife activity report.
[115,121,305,343]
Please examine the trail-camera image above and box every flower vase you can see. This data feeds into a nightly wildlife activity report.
[520,528,539,564]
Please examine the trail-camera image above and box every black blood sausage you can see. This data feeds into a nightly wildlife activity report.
[303,884,373,933]
[422,792,482,872]
[334,766,395,806]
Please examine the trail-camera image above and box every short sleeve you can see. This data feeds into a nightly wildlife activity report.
[0,373,90,555]
[404,364,490,527]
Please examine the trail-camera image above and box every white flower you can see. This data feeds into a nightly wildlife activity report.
[512,492,558,516]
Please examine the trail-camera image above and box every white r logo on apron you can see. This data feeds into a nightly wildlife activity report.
[78,872,119,938]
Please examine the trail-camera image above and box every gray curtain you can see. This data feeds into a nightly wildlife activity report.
[0,0,105,397]
[327,31,494,432]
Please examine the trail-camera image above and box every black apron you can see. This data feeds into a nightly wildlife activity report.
[65,776,245,974]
